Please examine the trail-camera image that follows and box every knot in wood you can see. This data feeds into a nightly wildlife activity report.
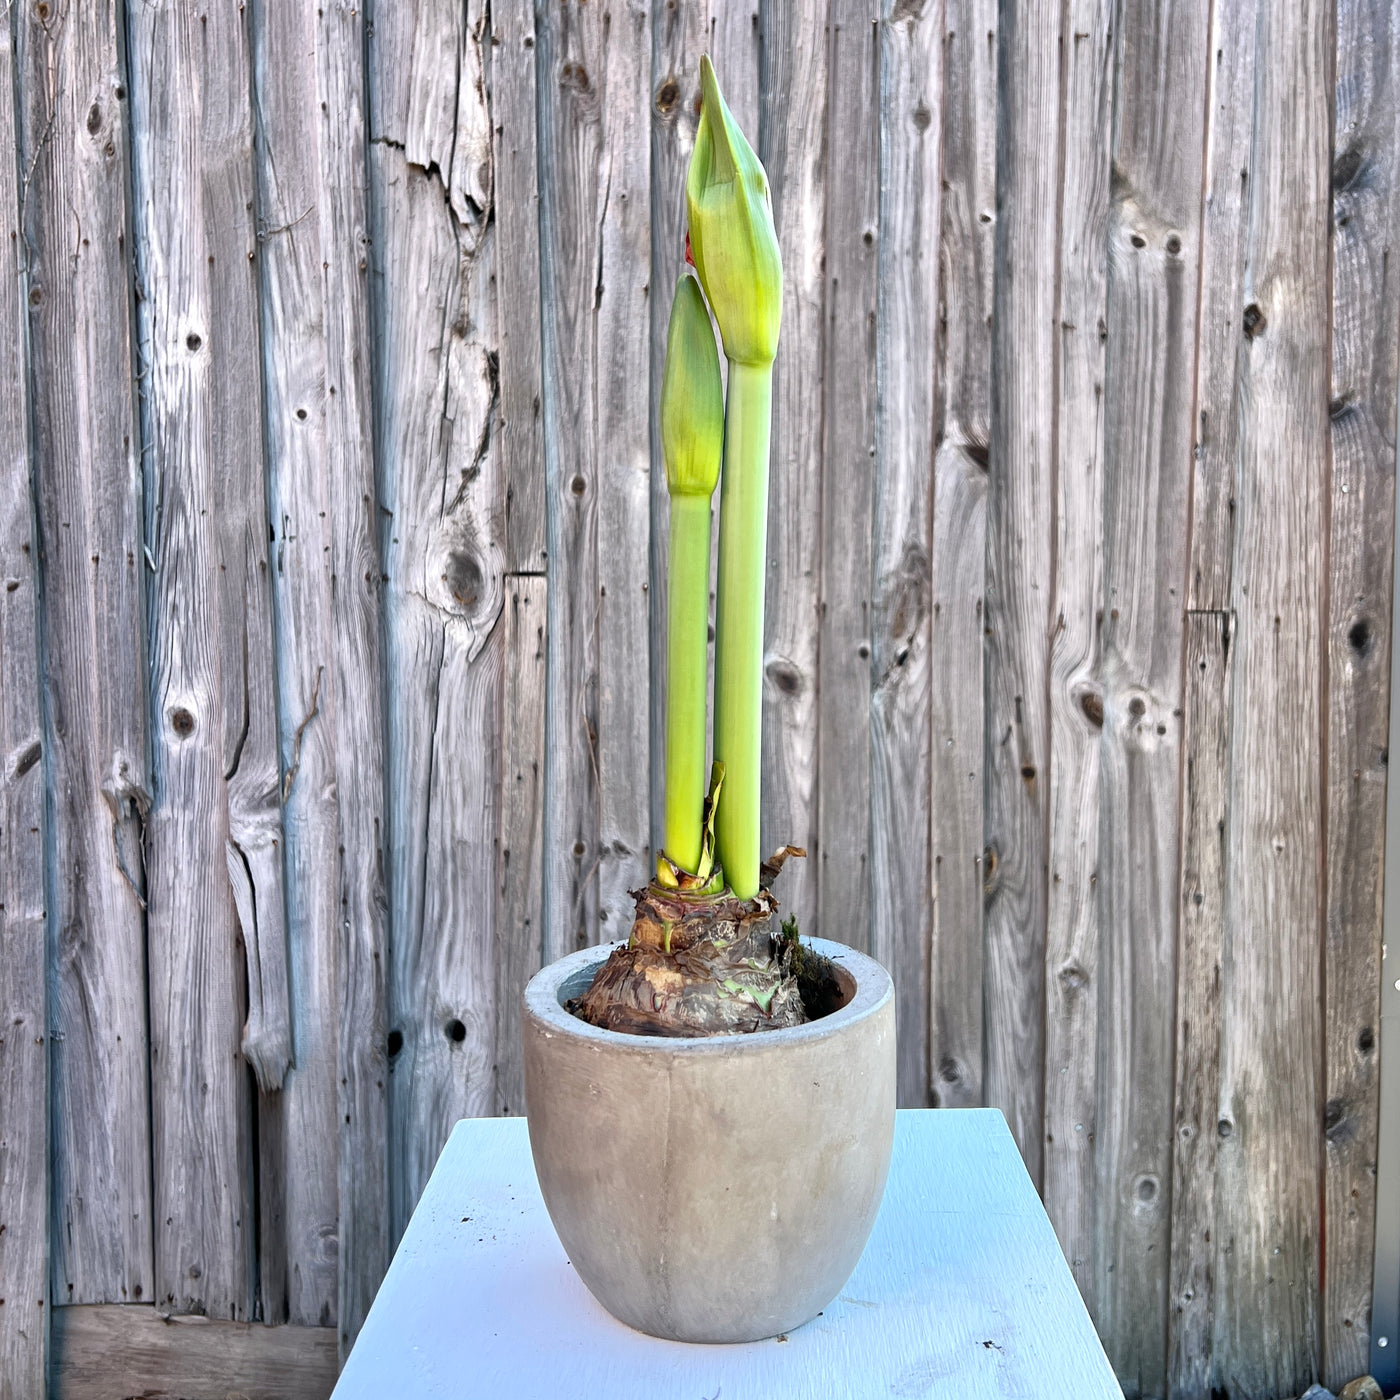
[169,707,196,738]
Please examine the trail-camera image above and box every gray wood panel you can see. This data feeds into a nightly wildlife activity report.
[818,0,878,963]
[5,3,1395,1389]
[1168,0,1256,1388]
[493,0,549,1121]
[51,1305,336,1400]
[127,0,256,1321]
[370,0,504,1244]
[496,575,547,1119]
[928,0,996,1114]
[1093,2,1210,1389]
[0,5,46,1388]
[20,0,155,1308]
[539,1,600,966]
[1042,0,1111,1320]
[1323,0,1400,1381]
[252,0,357,1326]
[1213,0,1331,1391]
[757,0,826,926]
[873,0,940,1107]
[593,0,653,948]
[982,0,1057,1185]
[1168,610,1233,1398]
[317,1,390,1357]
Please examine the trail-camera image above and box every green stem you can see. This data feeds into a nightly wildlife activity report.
[712,359,772,900]
[664,492,713,873]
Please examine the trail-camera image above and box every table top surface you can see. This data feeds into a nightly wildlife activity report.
[335,1108,1123,1400]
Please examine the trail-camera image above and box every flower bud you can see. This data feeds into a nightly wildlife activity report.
[661,274,724,498]
[685,54,783,367]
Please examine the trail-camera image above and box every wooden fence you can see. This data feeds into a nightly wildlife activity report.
[1,0,1397,1396]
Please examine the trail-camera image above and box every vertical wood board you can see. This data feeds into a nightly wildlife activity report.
[20,0,154,1307]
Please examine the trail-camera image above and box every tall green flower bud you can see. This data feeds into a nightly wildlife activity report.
[686,54,782,368]
[661,275,724,499]
[660,275,723,876]
[687,55,783,900]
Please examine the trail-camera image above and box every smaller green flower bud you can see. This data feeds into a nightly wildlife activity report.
[661,274,724,498]
[686,54,783,367]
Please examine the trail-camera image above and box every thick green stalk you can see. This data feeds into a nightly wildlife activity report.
[712,360,772,899]
[664,492,712,872]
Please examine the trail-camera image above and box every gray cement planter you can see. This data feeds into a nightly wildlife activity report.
[521,936,896,1343]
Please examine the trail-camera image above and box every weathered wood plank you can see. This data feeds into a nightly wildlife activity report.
[1167,0,1255,1388]
[1213,0,1331,1389]
[928,0,996,1113]
[19,0,154,1307]
[982,0,1058,1184]
[873,0,939,1106]
[1185,0,1255,615]
[216,44,292,1103]
[818,0,878,964]
[51,1305,336,1400]
[1041,0,1110,1316]
[1168,610,1231,1399]
[370,0,504,1241]
[757,0,827,928]
[593,0,652,946]
[0,8,46,1388]
[495,576,546,1118]
[1322,0,1400,1380]
[127,0,257,1320]
[252,0,346,1325]
[317,0,391,1354]
[1094,2,1210,1389]
[539,4,598,965]
[492,0,548,1120]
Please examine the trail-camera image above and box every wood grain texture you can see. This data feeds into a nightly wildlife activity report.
[1168,610,1231,1399]
[370,0,504,1245]
[1186,0,1255,614]
[252,0,346,1326]
[317,0,390,1355]
[495,576,546,1118]
[539,3,597,965]
[982,0,1058,1185]
[1167,0,1255,1388]
[1322,0,1400,1380]
[928,0,996,1113]
[51,1305,336,1400]
[0,8,46,1388]
[592,0,652,947]
[127,0,256,1320]
[1212,0,1331,1391]
[1041,0,1110,1319]
[493,0,548,1121]
[818,0,878,962]
[873,0,940,1107]
[215,45,291,1104]
[19,0,155,1307]
[336,1112,1124,1400]
[756,0,826,926]
[1093,3,1209,1390]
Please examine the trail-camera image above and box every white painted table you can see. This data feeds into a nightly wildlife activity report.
[335,1108,1123,1399]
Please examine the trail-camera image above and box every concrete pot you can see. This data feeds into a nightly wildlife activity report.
[522,936,896,1343]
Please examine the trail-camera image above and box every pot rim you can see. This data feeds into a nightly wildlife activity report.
[523,935,892,1055]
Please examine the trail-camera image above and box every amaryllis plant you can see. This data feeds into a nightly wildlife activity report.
[575,56,813,1037]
